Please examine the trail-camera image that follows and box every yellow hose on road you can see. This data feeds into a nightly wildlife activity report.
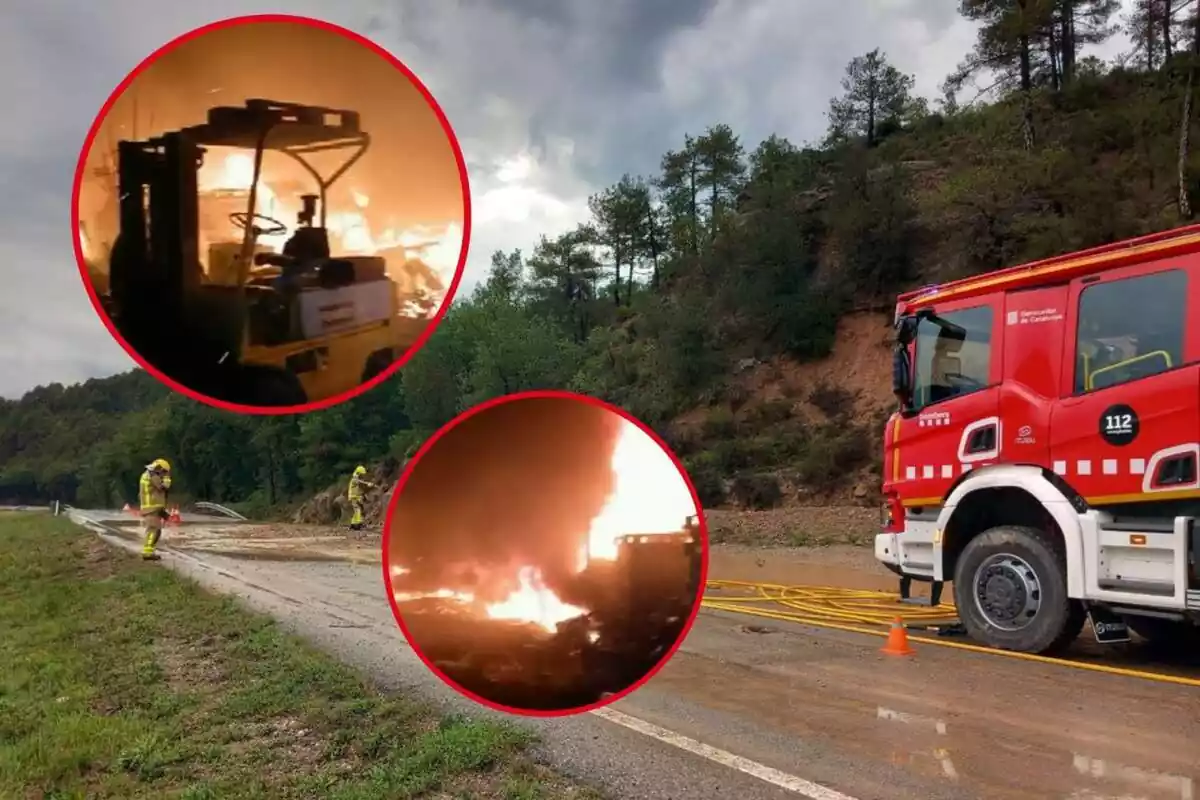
[705,580,958,627]
[701,580,1200,689]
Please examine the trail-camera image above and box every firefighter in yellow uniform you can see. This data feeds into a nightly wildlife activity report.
[139,458,172,560]
[348,465,374,531]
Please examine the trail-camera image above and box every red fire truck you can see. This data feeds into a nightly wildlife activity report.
[876,224,1200,653]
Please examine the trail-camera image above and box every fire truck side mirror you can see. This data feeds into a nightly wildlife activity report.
[892,345,912,405]
[893,315,919,411]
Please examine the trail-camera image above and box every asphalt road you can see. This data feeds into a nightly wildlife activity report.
[67,509,1200,800]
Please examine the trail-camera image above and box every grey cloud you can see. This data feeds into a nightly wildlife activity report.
[365,0,721,186]
[368,0,977,189]
[0,237,133,398]
[505,0,720,87]
[0,152,73,230]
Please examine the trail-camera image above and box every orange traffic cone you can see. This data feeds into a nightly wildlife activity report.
[122,503,130,513]
[168,507,182,525]
[881,617,915,657]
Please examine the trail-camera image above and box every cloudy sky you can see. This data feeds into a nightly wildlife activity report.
[1,0,1134,398]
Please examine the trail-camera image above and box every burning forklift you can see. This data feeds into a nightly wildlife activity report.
[103,99,433,406]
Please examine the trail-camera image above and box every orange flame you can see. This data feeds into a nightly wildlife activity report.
[583,420,697,562]
[485,566,587,633]
[196,152,455,286]
[393,587,476,604]
[78,224,91,260]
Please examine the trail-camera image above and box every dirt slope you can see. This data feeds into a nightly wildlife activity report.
[705,506,879,547]
[734,311,896,422]
[671,311,894,440]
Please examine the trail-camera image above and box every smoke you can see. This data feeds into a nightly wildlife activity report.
[387,398,625,583]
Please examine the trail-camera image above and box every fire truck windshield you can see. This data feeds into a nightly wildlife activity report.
[909,306,993,410]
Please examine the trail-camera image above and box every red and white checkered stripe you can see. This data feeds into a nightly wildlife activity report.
[903,463,982,481]
[900,456,1166,480]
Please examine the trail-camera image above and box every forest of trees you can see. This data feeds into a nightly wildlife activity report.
[5,0,1200,516]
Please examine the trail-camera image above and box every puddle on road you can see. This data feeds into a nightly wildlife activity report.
[873,702,1196,799]
[1069,754,1195,800]
[648,642,1200,800]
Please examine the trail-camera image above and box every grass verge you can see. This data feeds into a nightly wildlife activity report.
[0,513,601,799]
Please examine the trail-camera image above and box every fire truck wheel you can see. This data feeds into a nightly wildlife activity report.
[953,525,1085,654]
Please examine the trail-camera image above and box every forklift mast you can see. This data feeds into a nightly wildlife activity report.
[111,133,203,363]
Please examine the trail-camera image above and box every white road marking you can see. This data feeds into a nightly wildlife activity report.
[591,707,859,800]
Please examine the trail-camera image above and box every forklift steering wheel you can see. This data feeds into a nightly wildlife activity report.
[229,212,288,237]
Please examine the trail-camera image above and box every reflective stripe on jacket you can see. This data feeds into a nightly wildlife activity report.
[140,471,170,511]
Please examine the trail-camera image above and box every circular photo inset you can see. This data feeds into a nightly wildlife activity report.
[73,14,469,413]
[383,391,707,716]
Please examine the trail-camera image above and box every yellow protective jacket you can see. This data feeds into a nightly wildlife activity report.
[139,470,171,512]
[348,474,373,501]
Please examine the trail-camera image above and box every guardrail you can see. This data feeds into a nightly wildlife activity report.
[191,502,248,521]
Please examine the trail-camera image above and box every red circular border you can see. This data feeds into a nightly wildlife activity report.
[381,390,711,718]
[70,13,471,416]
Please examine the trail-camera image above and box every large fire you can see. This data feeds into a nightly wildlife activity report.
[196,152,457,289]
[392,419,698,634]
[583,420,698,562]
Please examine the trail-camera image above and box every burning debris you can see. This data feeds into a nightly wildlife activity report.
[393,528,702,712]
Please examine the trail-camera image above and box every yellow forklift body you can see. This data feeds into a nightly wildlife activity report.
[241,315,426,402]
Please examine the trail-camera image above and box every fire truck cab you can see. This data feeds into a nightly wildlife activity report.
[877,224,1200,653]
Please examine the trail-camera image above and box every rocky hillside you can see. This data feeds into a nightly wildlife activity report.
[667,312,895,509]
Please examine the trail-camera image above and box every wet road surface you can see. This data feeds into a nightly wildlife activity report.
[68,509,1200,800]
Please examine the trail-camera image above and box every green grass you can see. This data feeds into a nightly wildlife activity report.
[0,513,603,799]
